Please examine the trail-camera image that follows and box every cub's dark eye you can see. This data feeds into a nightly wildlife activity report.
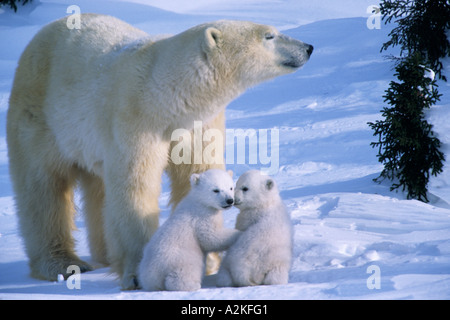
[265,33,275,40]
[213,189,220,193]
[242,187,249,192]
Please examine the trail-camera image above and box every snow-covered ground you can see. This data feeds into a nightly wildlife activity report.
[1,0,450,300]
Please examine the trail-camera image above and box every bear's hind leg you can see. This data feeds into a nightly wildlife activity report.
[263,266,289,286]
[14,167,92,281]
[216,266,234,287]
[165,271,201,291]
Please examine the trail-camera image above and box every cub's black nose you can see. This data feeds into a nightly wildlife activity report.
[307,45,314,57]
[226,198,234,205]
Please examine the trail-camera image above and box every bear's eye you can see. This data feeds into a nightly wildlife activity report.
[213,189,220,193]
[242,187,249,192]
[265,33,275,40]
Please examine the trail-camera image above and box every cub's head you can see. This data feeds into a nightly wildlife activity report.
[190,169,234,211]
[234,170,279,210]
[201,20,313,86]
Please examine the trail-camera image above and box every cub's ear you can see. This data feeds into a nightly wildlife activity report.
[190,173,201,186]
[203,27,222,53]
[227,170,233,178]
[265,179,275,191]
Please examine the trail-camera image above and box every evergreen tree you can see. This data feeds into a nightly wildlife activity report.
[369,0,449,202]
[0,0,33,12]
[368,53,443,202]
[380,0,450,81]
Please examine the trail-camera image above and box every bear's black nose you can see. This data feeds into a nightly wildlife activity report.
[307,45,314,57]
[226,198,234,205]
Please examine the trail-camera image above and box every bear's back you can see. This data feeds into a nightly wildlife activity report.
[46,14,149,53]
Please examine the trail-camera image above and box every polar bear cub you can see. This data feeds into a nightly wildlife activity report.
[139,169,239,291]
[216,170,293,287]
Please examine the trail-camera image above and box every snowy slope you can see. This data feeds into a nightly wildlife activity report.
[1,0,450,300]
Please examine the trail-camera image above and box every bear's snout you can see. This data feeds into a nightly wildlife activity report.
[306,44,314,57]
[277,35,314,69]
[222,197,234,209]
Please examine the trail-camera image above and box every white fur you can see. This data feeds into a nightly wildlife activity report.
[7,14,311,289]
[216,170,293,287]
[139,169,239,291]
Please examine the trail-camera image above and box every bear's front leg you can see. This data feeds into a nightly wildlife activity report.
[166,111,226,275]
[103,140,169,290]
[196,218,241,253]
[166,111,226,209]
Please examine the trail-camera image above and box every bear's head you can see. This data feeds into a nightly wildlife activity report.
[189,169,234,211]
[234,170,279,210]
[149,20,312,130]
[200,20,313,87]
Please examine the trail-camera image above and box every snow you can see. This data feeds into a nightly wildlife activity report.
[1,0,450,300]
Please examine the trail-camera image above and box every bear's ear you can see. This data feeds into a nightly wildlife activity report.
[265,179,275,191]
[190,173,201,186]
[203,27,222,52]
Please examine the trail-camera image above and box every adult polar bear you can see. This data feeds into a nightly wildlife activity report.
[7,14,313,289]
